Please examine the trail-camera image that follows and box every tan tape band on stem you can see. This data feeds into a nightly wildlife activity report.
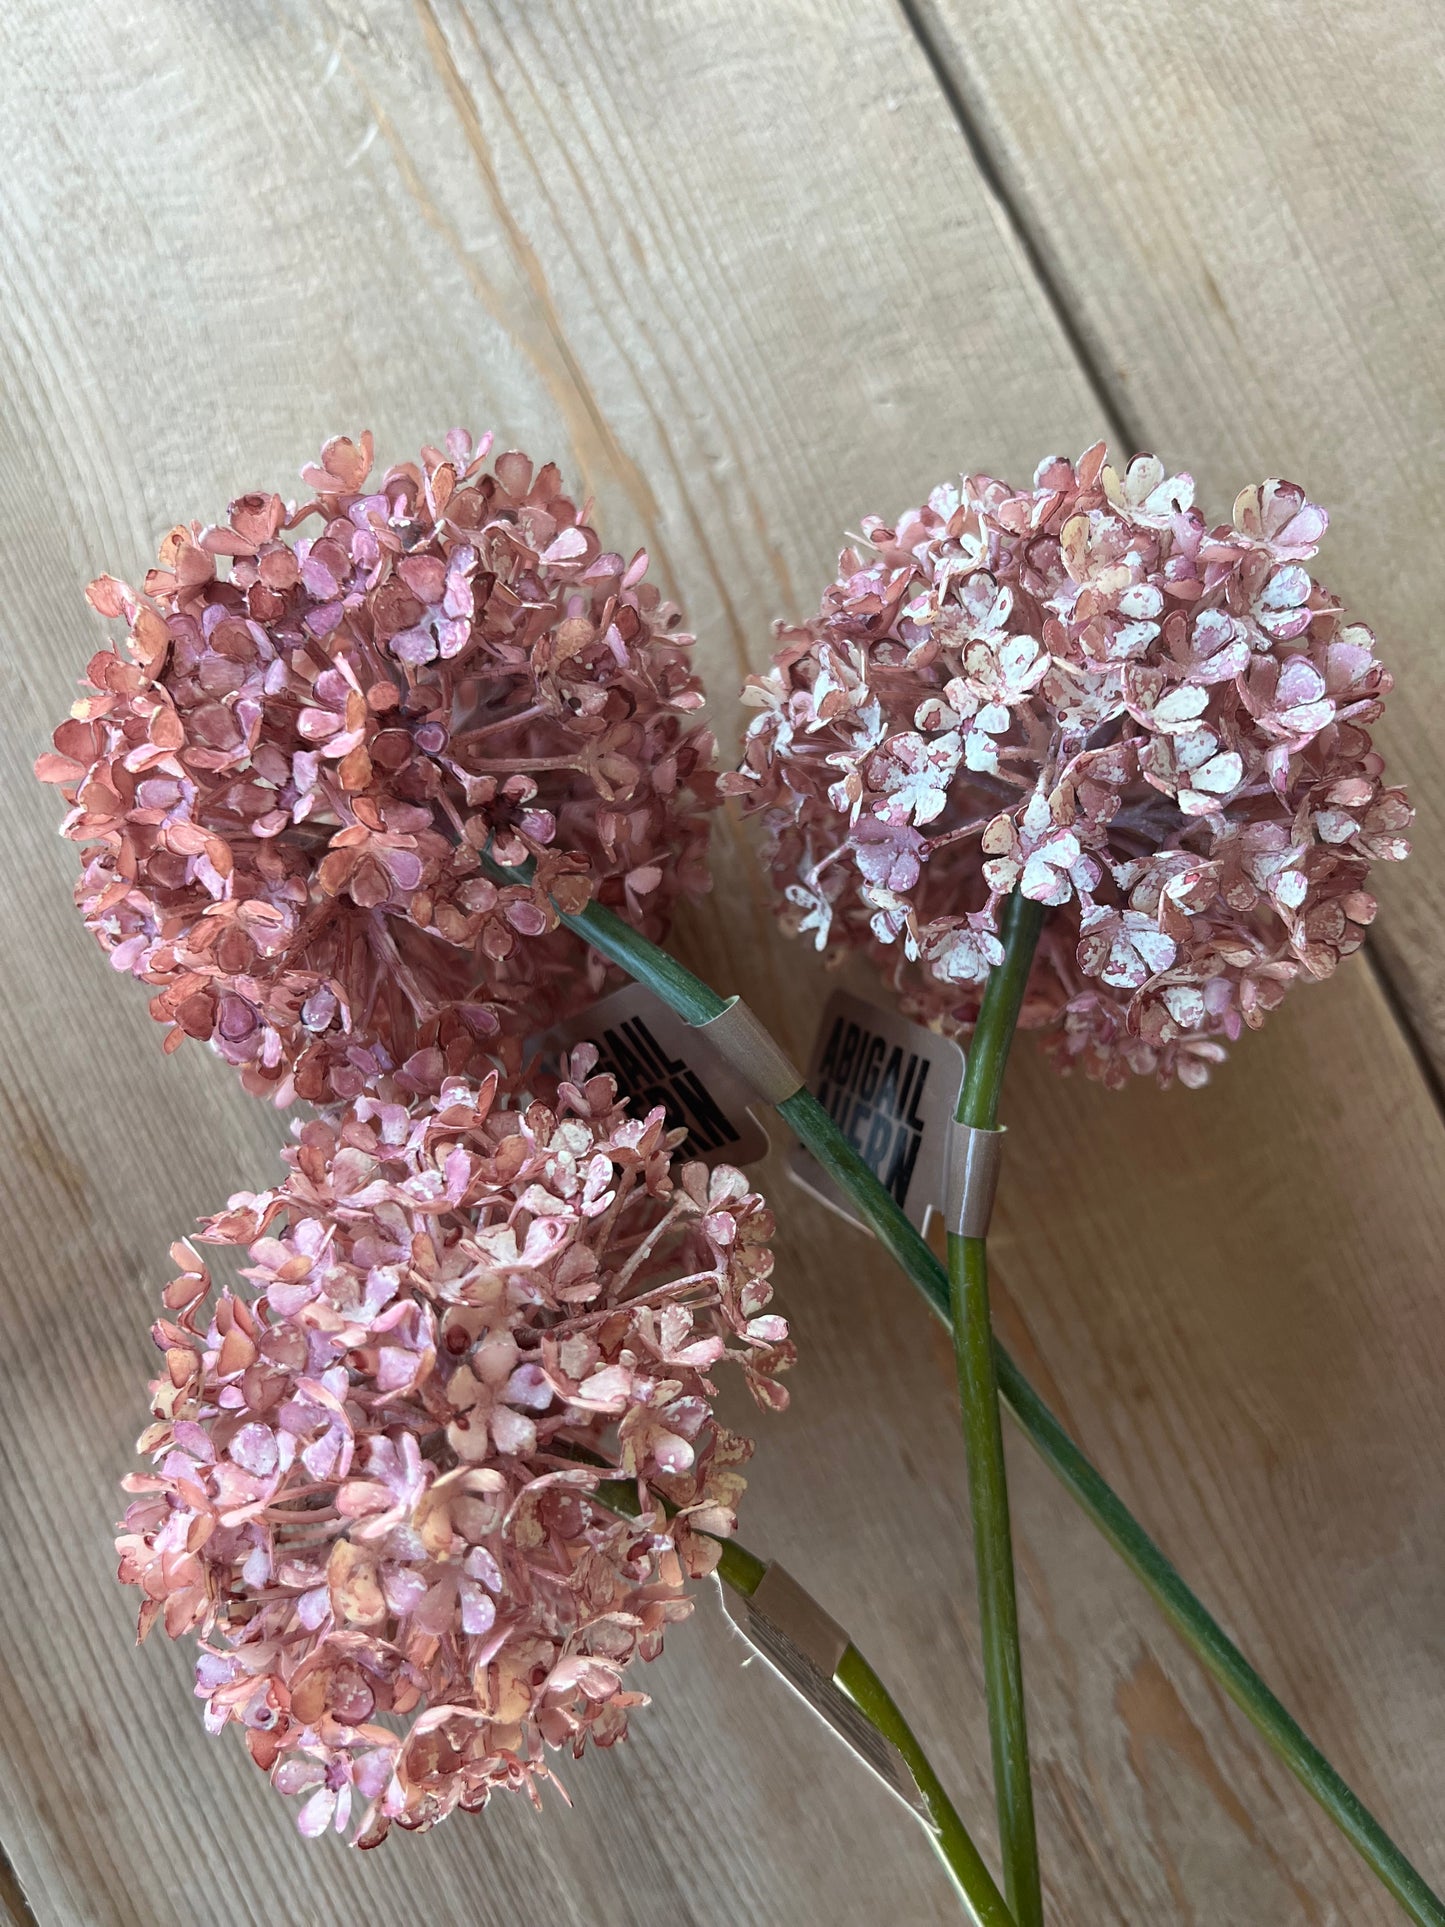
[946,1123,1006,1238]
[692,996,805,1107]
[750,1562,850,1679]
[717,1566,929,1818]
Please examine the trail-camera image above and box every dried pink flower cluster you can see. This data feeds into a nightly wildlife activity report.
[39,432,716,1104]
[725,447,1411,1085]
[117,1056,788,1844]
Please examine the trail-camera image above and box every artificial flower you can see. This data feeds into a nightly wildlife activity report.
[117,1053,787,1843]
[726,451,1410,1085]
[39,433,716,1103]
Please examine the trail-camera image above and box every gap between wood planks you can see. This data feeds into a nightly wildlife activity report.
[894,0,1445,1131]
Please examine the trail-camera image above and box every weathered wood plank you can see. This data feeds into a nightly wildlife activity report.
[910,0,1445,1079]
[0,2,1441,1923]
[0,2,1095,1921]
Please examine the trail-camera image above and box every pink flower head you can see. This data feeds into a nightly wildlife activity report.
[725,449,1410,1087]
[117,1053,788,1844]
[39,433,717,1104]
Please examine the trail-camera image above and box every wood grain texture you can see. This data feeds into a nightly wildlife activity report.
[909,0,1445,1078]
[0,2,1442,1923]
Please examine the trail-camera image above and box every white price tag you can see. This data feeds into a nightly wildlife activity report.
[788,989,965,1235]
[533,982,771,1166]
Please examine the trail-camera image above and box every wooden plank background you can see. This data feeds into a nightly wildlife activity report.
[1,3,1441,1922]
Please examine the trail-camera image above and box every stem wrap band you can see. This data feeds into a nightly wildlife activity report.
[946,1123,1006,1238]
[750,1561,850,1677]
[691,995,805,1107]
[720,1564,935,1830]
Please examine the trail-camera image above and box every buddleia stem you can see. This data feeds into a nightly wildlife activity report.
[494,857,1445,1927]
[947,892,1045,1927]
[586,1474,1013,1923]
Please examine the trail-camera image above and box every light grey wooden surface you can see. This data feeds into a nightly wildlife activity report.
[2,4,1442,1923]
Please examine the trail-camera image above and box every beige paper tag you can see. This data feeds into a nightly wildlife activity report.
[717,1567,930,1822]
[787,989,965,1235]
[532,983,771,1166]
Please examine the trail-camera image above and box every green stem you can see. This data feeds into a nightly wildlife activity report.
[950,894,1045,1927]
[834,1643,1017,1924]
[788,1084,1445,1927]
[497,859,1445,1927]
[957,894,1045,1134]
[587,1476,1012,1923]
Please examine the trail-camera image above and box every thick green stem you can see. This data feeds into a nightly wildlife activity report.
[956,895,1044,1132]
[495,859,1445,1927]
[949,892,1045,1927]
[587,1476,1011,1922]
[788,1086,1445,1927]
[834,1643,1018,1925]
[951,1234,1035,1920]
